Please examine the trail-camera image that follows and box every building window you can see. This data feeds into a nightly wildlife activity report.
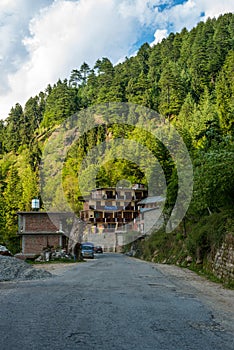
[123,212,133,220]
[106,191,114,199]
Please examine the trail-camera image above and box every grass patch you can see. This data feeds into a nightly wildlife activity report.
[27,258,83,264]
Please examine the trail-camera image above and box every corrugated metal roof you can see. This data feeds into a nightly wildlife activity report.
[138,196,165,205]
[140,207,160,213]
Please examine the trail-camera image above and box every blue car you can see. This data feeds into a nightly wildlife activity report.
[81,242,94,259]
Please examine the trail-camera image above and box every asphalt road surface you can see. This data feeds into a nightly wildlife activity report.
[0,253,233,350]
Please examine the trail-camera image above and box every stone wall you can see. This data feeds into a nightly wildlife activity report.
[212,233,234,282]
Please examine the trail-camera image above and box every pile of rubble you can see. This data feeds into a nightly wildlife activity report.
[0,255,52,282]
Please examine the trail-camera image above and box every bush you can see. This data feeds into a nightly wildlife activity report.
[186,211,232,261]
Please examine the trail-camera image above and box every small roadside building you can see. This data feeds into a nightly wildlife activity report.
[17,211,74,259]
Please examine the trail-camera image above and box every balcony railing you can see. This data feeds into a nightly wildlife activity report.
[86,217,137,224]
[88,205,136,211]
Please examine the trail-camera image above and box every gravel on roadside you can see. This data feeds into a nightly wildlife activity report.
[0,255,52,282]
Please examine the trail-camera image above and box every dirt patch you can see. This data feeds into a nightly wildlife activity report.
[153,263,234,330]
[33,262,78,275]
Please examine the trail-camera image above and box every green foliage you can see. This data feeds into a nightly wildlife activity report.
[159,60,187,118]
[191,139,234,212]
[0,149,39,245]
[4,103,24,152]
[69,62,91,87]
[186,211,232,260]
[133,210,234,287]
[0,13,234,258]
[0,192,6,243]
[215,51,234,132]
[3,165,22,239]
[41,79,79,129]
[137,228,186,264]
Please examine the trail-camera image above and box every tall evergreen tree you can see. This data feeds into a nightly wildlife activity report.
[5,103,24,152]
[159,61,187,119]
[41,79,78,128]
[215,51,234,132]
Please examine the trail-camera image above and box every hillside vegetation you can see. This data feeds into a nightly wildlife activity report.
[0,13,233,272]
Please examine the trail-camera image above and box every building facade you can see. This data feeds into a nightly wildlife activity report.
[17,212,74,258]
[79,185,148,234]
[137,196,165,235]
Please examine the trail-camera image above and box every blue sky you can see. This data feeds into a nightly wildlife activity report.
[0,0,233,119]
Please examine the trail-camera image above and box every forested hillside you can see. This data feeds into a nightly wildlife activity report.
[0,13,233,261]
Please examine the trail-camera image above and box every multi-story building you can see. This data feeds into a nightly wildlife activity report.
[79,184,148,234]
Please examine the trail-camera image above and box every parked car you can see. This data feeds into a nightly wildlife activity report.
[94,246,103,254]
[81,242,94,259]
[0,245,12,256]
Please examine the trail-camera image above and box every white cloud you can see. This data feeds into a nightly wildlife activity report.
[0,0,142,118]
[163,0,200,32]
[0,0,52,94]
[20,0,139,88]
[198,0,234,20]
[157,0,234,33]
[0,0,234,119]
[119,0,162,25]
[150,29,168,46]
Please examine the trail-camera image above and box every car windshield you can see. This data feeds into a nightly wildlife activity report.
[82,246,93,250]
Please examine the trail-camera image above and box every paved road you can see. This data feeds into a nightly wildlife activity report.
[0,254,233,350]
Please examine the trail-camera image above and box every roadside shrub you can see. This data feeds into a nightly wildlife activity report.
[186,211,232,261]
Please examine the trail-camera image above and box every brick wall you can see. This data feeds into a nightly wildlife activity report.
[24,213,59,232]
[23,235,61,255]
[18,212,73,256]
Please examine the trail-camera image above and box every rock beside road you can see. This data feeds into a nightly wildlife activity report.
[0,255,52,282]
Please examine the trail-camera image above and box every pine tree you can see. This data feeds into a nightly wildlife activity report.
[159,61,187,119]
[5,103,24,152]
[215,51,234,132]
[3,165,22,239]
[41,80,78,128]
